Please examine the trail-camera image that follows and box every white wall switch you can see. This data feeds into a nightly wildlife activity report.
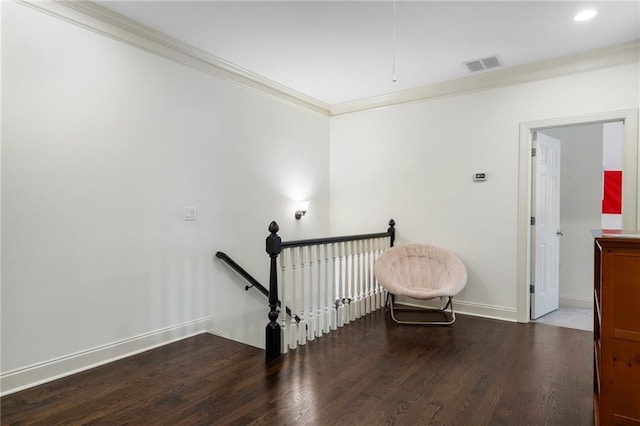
[184,207,197,221]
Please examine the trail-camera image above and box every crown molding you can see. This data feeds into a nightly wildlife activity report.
[330,40,640,116]
[15,0,332,116]
[14,1,639,118]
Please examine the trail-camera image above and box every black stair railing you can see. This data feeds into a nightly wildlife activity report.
[219,219,396,360]
[265,219,395,359]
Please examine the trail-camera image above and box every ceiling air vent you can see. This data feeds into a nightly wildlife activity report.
[464,60,485,72]
[464,55,502,73]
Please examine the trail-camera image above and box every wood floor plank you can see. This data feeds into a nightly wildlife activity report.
[1,310,593,425]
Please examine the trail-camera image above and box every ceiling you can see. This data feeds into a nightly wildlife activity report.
[95,1,640,105]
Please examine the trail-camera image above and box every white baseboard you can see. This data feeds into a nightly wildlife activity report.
[207,328,264,350]
[395,297,518,322]
[207,327,232,340]
[453,300,518,322]
[0,316,213,396]
[560,295,593,309]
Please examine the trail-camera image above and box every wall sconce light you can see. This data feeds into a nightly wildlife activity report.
[295,201,309,220]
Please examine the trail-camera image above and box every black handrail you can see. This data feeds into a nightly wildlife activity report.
[216,251,267,295]
[215,251,298,322]
[282,219,396,248]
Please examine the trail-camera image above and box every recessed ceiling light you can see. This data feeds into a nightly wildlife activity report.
[574,9,597,22]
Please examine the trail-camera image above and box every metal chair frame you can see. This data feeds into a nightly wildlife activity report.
[385,293,456,325]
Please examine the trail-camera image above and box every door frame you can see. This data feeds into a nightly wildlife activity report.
[516,109,639,323]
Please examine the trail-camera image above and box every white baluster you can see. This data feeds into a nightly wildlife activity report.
[357,239,365,319]
[323,243,332,333]
[289,248,298,350]
[371,239,380,312]
[299,246,308,345]
[352,240,359,322]
[337,241,345,327]
[352,240,359,320]
[384,237,391,306]
[379,237,389,308]
[373,239,378,310]
[361,239,367,316]
[353,240,360,320]
[364,239,372,315]
[329,243,338,331]
[373,238,382,309]
[315,244,324,337]
[279,251,288,353]
[343,240,350,323]
[307,245,315,342]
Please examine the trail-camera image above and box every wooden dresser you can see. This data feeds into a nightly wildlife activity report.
[593,230,640,426]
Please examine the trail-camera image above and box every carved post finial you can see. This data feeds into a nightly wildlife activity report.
[388,219,396,247]
[269,221,279,235]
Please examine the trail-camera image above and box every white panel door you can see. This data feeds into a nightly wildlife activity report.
[531,132,561,319]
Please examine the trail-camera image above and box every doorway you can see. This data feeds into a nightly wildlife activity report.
[516,109,639,323]
[531,124,603,329]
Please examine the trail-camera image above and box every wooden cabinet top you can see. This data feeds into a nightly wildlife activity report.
[593,229,640,248]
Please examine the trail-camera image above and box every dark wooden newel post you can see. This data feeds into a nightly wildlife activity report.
[388,219,396,247]
[265,221,282,359]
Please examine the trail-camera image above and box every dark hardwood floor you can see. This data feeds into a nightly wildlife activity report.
[1,310,593,425]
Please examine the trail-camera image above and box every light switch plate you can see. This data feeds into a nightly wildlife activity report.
[184,207,197,221]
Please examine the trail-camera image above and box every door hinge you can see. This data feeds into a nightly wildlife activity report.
[530,217,536,226]
[530,284,535,294]
[531,147,537,157]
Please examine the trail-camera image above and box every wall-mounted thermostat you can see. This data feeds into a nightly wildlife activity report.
[473,172,487,181]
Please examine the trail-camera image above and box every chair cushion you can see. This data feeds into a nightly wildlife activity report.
[374,243,467,299]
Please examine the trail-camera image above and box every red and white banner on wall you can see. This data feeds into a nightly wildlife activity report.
[602,170,622,214]
[602,122,623,230]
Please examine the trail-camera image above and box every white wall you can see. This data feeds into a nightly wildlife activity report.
[602,121,625,229]
[330,63,639,320]
[1,2,329,392]
[3,0,639,396]
[542,124,603,307]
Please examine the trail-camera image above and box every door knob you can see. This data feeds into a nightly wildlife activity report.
[556,230,564,236]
